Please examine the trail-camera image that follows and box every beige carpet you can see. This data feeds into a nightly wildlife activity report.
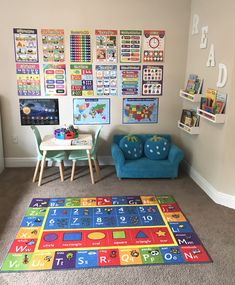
[0,166,234,285]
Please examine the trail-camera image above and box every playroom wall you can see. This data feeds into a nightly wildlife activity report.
[0,0,191,165]
[182,0,235,197]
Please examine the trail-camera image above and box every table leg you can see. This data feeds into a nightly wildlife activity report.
[87,150,95,184]
[38,150,47,186]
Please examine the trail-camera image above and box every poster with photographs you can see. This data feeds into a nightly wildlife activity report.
[70,64,93,96]
[142,65,163,95]
[95,65,117,96]
[120,65,141,96]
[143,30,165,62]
[43,64,66,96]
[120,30,142,63]
[70,30,92,63]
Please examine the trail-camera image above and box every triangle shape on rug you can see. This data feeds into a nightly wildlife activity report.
[136,231,148,238]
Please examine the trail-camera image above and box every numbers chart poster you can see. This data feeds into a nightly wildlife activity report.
[143,30,165,63]
[96,65,118,96]
[13,28,38,62]
[120,66,141,96]
[70,64,93,96]
[73,98,110,125]
[16,64,41,96]
[123,98,158,124]
[120,30,142,63]
[70,30,92,63]
[95,30,118,63]
[142,65,163,96]
[41,29,65,62]
[43,64,67,96]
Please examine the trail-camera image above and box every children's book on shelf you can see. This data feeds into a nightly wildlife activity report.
[185,74,203,95]
[214,91,227,114]
[200,89,227,114]
[180,109,200,127]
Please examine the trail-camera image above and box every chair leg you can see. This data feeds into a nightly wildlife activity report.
[59,161,64,182]
[71,160,76,181]
[93,158,100,178]
[33,160,41,183]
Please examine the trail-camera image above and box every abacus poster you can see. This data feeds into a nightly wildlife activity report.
[142,65,163,96]
[95,65,118,96]
[120,66,141,96]
[95,30,118,63]
[13,28,38,63]
[143,30,165,63]
[120,30,142,63]
[70,64,93,96]
[41,29,65,62]
[16,64,41,96]
[43,64,67,96]
[70,30,92,63]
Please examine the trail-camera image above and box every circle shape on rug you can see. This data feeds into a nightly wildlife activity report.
[44,233,58,242]
[88,232,106,240]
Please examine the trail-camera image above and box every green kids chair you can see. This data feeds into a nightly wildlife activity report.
[69,126,103,181]
[31,126,67,183]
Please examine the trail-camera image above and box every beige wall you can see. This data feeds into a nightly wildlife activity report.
[183,0,235,196]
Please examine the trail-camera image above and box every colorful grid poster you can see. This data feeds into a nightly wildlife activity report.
[123,98,158,124]
[41,29,65,62]
[120,30,142,63]
[120,66,141,96]
[70,64,93,96]
[13,28,38,62]
[73,98,110,125]
[16,64,41,96]
[70,30,92,63]
[95,30,118,63]
[43,64,66,96]
[143,30,165,63]
[142,65,163,96]
[95,65,117,96]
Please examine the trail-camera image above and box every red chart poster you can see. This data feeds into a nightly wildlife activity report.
[143,30,165,63]
[70,30,92,63]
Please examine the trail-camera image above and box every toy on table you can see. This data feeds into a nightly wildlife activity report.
[54,125,79,140]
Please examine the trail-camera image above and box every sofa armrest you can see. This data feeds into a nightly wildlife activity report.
[111,143,125,167]
[168,144,184,163]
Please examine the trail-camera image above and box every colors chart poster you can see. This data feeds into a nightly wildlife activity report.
[96,65,117,96]
[120,30,142,63]
[120,65,141,96]
[143,30,165,63]
[70,30,92,63]
[70,64,93,96]
[142,65,163,96]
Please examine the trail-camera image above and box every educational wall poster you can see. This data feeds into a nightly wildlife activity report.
[143,30,165,62]
[70,64,93,96]
[120,65,141,96]
[95,30,118,63]
[43,64,66,96]
[73,98,110,125]
[120,30,142,63]
[70,30,92,63]
[95,65,117,96]
[16,64,41,96]
[123,98,158,124]
[13,28,38,62]
[142,65,163,95]
[41,29,65,62]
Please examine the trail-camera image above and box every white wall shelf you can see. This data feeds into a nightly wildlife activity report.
[177,121,200,135]
[179,89,202,102]
[197,108,226,123]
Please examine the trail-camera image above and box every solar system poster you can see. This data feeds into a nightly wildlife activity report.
[143,30,165,63]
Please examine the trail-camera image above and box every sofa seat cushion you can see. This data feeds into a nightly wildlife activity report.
[144,136,170,160]
[119,135,143,160]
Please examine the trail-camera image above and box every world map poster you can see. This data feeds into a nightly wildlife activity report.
[123,98,158,124]
[73,98,110,125]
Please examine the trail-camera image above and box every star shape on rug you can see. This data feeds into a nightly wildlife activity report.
[155,230,166,237]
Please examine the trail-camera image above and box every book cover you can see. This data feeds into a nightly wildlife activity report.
[215,92,227,114]
[205,88,217,113]
[185,74,198,94]
[181,109,193,127]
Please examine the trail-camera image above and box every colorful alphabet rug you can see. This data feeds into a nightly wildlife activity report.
[1,195,211,272]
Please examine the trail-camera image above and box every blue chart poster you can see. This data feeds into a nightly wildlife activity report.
[120,66,141,96]
[123,98,158,124]
[73,98,110,125]
[95,65,117,96]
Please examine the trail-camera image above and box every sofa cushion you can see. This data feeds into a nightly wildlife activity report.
[119,135,143,160]
[144,135,170,160]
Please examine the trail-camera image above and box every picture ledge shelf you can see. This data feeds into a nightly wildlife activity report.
[197,108,226,123]
[177,121,200,135]
[179,90,202,102]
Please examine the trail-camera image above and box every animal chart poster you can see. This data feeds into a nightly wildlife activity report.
[120,66,141,96]
[95,30,118,63]
[73,98,110,125]
[142,65,163,96]
[95,65,117,96]
[143,30,165,63]
[43,64,66,96]
[70,64,93,96]
[41,29,65,62]
[120,30,142,63]
[13,28,38,62]
[70,30,92,63]
[16,64,41,96]
[123,98,158,124]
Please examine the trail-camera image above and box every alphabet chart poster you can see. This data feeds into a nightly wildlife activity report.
[143,30,165,63]
[43,64,67,96]
[16,64,41,96]
[13,28,38,62]
[142,65,163,96]
[95,65,117,96]
[70,30,92,63]
[120,30,142,63]
[120,66,141,96]
[95,30,118,63]
[70,64,94,96]
[41,29,65,62]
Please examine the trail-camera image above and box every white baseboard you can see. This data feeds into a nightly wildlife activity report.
[183,160,235,209]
